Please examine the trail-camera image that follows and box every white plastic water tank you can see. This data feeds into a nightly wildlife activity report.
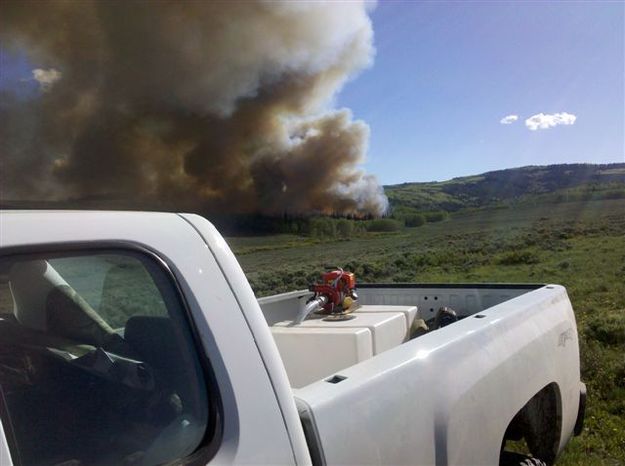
[271,326,373,388]
[274,312,407,354]
[353,305,417,338]
[271,308,409,388]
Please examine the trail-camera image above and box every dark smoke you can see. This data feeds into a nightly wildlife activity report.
[0,1,388,216]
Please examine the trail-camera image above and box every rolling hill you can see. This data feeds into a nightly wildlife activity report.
[385,163,625,214]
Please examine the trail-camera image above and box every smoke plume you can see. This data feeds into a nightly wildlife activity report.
[1,1,387,216]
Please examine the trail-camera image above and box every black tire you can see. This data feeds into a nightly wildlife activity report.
[500,451,548,466]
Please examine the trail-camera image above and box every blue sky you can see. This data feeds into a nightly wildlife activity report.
[338,1,625,184]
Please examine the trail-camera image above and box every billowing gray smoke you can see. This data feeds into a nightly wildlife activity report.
[1,1,388,216]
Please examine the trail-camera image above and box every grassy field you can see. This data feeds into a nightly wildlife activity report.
[227,198,625,465]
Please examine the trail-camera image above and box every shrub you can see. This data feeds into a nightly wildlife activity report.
[424,211,449,223]
[404,214,426,227]
[309,217,336,238]
[498,250,540,265]
[336,219,353,238]
[558,260,570,269]
[585,312,625,346]
[366,219,402,232]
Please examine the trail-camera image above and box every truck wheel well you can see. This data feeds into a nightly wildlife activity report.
[501,382,562,465]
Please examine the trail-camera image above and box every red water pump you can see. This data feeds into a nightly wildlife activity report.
[309,268,358,314]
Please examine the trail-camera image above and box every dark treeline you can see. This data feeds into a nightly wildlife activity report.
[207,209,449,237]
[208,213,371,237]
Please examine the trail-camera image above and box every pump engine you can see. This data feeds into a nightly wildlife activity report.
[309,268,358,314]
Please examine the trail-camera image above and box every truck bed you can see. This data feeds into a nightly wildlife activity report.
[260,283,580,465]
[259,284,541,388]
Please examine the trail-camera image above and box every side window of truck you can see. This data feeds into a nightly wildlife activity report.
[0,249,218,466]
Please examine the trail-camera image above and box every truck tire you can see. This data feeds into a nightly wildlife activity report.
[500,451,548,466]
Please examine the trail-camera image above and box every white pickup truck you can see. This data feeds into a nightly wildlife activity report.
[0,211,586,466]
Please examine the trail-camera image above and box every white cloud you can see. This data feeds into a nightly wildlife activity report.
[32,68,62,91]
[500,114,519,125]
[525,112,577,131]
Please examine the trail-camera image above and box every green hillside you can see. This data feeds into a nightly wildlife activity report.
[385,163,625,214]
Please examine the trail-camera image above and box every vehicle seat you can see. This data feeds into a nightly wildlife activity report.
[124,316,192,421]
[9,260,114,348]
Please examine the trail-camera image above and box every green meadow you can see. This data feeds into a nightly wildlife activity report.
[228,197,625,465]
